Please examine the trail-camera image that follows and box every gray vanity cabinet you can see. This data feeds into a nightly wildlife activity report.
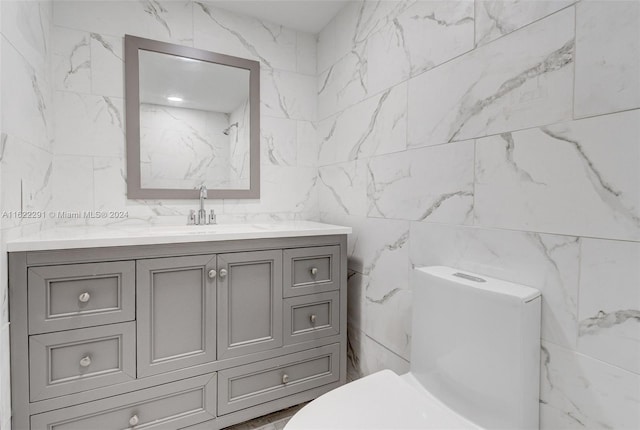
[283,246,340,297]
[217,250,283,359]
[9,234,347,430]
[217,343,340,415]
[31,374,217,430]
[27,261,135,334]
[137,255,217,377]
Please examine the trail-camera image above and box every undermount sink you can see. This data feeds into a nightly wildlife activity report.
[155,223,279,235]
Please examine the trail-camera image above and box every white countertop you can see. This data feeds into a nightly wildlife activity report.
[6,221,352,252]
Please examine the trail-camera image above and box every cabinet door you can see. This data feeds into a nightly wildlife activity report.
[217,250,283,359]
[137,255,216,377]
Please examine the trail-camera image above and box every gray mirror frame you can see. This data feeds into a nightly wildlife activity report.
[124,34,260,199]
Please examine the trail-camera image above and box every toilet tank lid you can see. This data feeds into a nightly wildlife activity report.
[415,266,541,302]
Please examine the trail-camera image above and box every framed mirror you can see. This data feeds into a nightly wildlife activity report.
[125,35,260,199]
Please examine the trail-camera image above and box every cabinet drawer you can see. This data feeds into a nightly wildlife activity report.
[284,291,340,345]
[283,246,340,297]
[31,374,217,430]
[28,261,135,334]
[218,343,340,415]
[29,322,136,401]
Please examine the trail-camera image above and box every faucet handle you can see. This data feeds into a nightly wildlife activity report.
[199,184,207,199]
[188,209,196,225]
[209,209,217,225]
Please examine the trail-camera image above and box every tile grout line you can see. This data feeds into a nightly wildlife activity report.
[542,338,640,377]
[316,106,640,170]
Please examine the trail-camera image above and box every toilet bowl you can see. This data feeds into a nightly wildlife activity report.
[285,266,541,430]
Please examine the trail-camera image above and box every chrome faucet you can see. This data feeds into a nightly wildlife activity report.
[188,184,217,225]
[198,184,207,222]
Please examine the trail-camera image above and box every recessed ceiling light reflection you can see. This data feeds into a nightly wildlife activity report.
[167,96,183,102]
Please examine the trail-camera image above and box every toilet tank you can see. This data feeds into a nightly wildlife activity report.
[410,266,541,430]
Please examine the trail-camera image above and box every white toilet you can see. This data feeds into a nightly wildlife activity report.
[285,266,542,430]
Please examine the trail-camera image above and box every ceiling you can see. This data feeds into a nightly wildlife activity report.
[211,1,351,33]
[139,50,250,112]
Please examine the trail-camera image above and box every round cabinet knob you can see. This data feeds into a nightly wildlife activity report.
[208,269,217,279]
[309,314,317,324]
[78,292,91,303]
[310,267,318,276]
[129,414,139,427]
[79,356,91,368]
[219,269,228,278]
[282,374,289,384]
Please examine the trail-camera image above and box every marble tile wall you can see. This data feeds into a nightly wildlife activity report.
[0,1,54,428]
[139,104,238,190]
[1,1,638,429]
[0,2,320,428]
[49,0,319,226]
[317,1,640,428]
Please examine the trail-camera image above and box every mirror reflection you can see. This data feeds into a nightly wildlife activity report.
[138,50,250,190]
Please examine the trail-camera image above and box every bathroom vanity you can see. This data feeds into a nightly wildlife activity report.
[7,222,350,430]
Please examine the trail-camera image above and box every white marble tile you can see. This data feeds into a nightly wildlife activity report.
[194,2,296,73]
[1,0,51,72]
[54,91,125,157]
[1,223,48,245]
[317,0,410,90]
[316,1,362,74]
[474,110,640,241]
[364,283,412,361]
[318,161,367,217]
[347,326,410,380]
[540,341,640,429]
[261,117,296,167]
[345,216,412,359]
[50,155,94,213]
[93,156,126,213]
[0,134,53,230]
[408,6,574,148]
[296,32,316,76]
[55,155,223,227]
[228,101,252,189]
[215,211,312,226]
[318,82,407,165]
[223,166,317,215]
[53,1,193,45]
[52,26,91,93]
[1,39,52,152]
[574,0,640,118]
[367,141,474,224]
[577,238,640,375]
[317,45,368,120]
[262,68,316,121]
[410,223,580,348]
[90,32,124,98]
[475,0,574,47]
[317,211,361,263]
[296,121,320,168]
[366,1,474,96]
[348,217,410,277]
[140,104,234,189]
[349,1,411,51]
